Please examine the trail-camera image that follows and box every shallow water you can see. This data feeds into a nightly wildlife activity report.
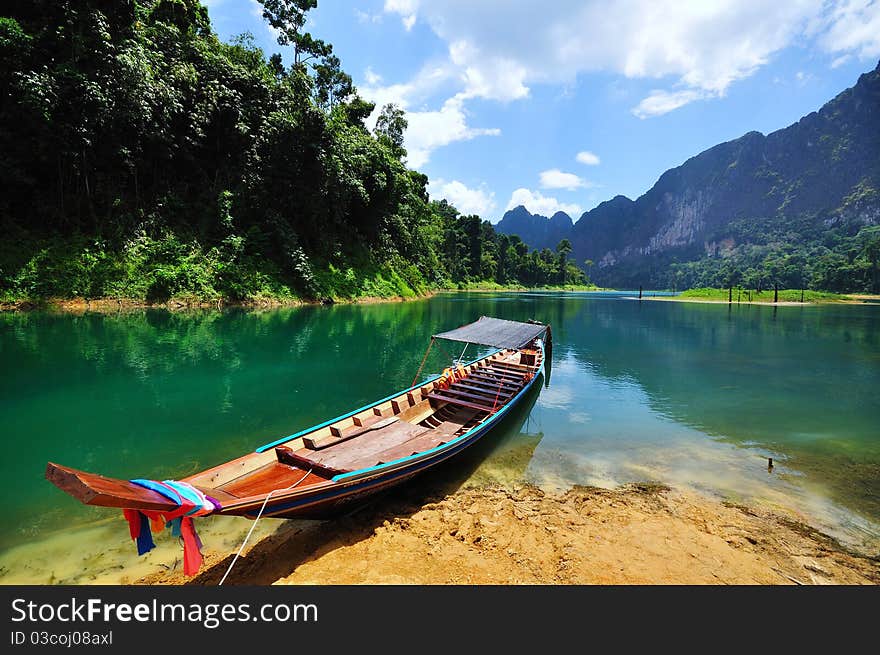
[1,292,878,582]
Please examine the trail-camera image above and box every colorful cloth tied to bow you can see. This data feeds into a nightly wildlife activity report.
[121,480,221,576]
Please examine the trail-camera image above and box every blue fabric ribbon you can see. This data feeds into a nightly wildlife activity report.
[161,481,205,517]
[130,479,183,504]
[136,512,155,555]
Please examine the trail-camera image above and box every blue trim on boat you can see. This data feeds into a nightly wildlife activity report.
[244,341,545,518]
[254,348,503,453]
[249,353,544,518]
[332,350,542,481]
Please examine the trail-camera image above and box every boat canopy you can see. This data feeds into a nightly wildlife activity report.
[433,316,548,350]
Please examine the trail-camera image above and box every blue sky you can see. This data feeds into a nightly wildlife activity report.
[205,0,880,222]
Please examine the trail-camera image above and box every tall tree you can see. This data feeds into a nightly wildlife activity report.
[556,239,572,284]
[374,103,407,159]
[257,0,330,66]
[313,54,353,110]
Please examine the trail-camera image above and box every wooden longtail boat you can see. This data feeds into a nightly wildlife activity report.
[46,317,550,528]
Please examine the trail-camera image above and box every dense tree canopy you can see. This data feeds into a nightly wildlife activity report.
[0,0,588,303]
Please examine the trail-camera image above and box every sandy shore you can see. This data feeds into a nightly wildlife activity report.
[134,483,878,586]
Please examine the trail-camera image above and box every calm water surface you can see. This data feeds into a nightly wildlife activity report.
[2,292,879,563]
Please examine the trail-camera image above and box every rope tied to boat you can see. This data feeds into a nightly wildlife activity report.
[410,337,436,387]
[218,467,314,586]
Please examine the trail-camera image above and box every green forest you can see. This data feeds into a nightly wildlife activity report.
[662,220,880,294]
[0,0,590,304]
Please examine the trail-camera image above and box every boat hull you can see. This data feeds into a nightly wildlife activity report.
[241,367,544,520]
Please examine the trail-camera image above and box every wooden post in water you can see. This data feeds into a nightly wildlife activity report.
[774,283,778,304]
[768,457,774,472]
[639,285,642,300]
[728,285,732,304]
[801,288,804,303]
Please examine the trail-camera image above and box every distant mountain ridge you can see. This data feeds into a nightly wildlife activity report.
[496,61,880,291]
[495,206,573,252]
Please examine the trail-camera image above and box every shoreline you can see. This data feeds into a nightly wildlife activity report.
[0,286,608,313]
[128,482,879,586]
[5,288,874,313]
[0,292,437,313]
[7,479,875,585]
[637,295,880,306]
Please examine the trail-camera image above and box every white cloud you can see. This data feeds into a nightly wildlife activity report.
[539,169,592,190]
[795,70,814,86]
[427,179,497,217]
[506,188,582,218]
[354,9,382,25]
[369,0,880,163]
[576,151,600,166]
[360,65,499,167]
[449,40,530,102]
[816,0,880,62]
[380,0,880,119]
[632,89,708,119]
[405,96,501,167]
[364,67,382,86]
[385,0,418,30]
[360,62,455,121]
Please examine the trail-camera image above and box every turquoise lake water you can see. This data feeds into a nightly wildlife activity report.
[1,292,878,560]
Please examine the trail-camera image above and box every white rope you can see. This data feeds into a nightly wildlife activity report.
[456,342,468,365]
[218,467,313,586]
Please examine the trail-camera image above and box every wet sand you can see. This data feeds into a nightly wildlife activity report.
[133,483,879,586]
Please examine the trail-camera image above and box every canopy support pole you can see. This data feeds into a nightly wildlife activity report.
[410,337,435,387]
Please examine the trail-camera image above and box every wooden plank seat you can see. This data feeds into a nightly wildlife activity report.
[440,388,512,406]
[482,363,522,378]
[428,392,496,414]
[460,376,521,391]
[275,446,348,478]
[426,406,478,427]
[295,420,428,471]
[306,416,399,450]
[484,366,525,379]
[344,421,463,470]
[473,365,522,377]
[470,371,523,385]
[491,360,532,371]
[449,381,516,396]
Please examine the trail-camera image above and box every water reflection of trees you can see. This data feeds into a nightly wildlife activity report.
[1,298,558,548]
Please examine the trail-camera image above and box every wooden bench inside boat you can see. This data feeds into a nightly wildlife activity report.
[285,407,478,473]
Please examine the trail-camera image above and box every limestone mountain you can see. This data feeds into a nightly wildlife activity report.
[500,62,880,292]
[496,206,574,252]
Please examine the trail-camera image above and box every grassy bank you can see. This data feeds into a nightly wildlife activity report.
[677,287,855,303]
[0,232,607,310]
[0,232,436,309]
